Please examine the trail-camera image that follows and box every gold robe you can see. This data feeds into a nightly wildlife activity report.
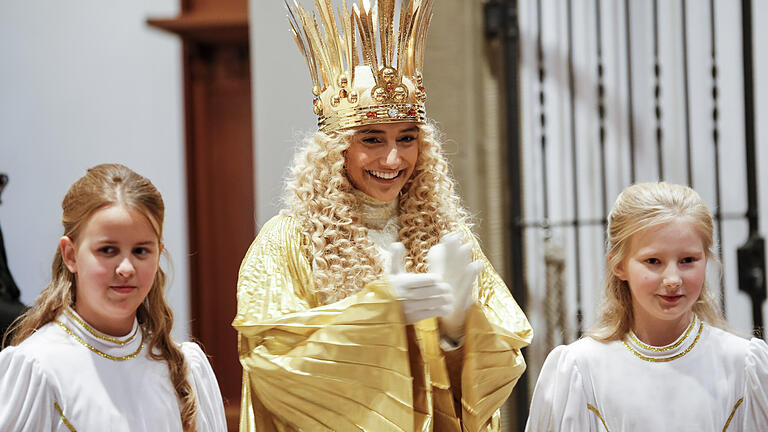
[233,215,532,431]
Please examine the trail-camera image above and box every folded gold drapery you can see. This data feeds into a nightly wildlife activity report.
[233,215,532,431]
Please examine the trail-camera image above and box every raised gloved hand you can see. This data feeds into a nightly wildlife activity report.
[427,232,483,342]
[388,242,452,324]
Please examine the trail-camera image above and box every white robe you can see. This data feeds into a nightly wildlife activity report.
[0,310,227,431]
[526,316,768,431]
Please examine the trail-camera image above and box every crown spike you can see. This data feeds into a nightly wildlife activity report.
[347,6,358,84]
[378,0,396,67]
[286,2,320,91]
[396,0,415,77]
[404,4,420,77]
[354,2,379,81]
[340,0,358,79]
[315,0,345,79]
[307,12,333,87]
[414,0,434,75]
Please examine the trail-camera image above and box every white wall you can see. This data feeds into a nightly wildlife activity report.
[0,1,190,339]
[250,0,316,228]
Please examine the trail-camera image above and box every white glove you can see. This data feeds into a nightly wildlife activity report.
[388,242,452,324]
[427,232,483,342]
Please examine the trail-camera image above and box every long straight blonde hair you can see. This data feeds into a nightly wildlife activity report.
[587,182,727,341]
[4,164,198,431]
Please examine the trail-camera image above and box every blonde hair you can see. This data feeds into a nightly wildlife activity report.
[588,182,727,341]
[4,164,197,431]
[283,122,468,304]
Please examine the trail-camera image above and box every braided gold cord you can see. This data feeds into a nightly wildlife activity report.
[623,321,703,363]
[627,314,696,353]
[65,309,137,346]
[55,321,143,362]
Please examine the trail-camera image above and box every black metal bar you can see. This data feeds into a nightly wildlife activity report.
[596,0,608,247]
[0,174,7,206]
[738,0,765,336]
[652,0,664,180]
[710,0,726,313]
[566,0,583,336]
[537,0,550,224]
[741,1,758,235]
[682,0,693,187]
[625,0,637,183]
[498,0,530,426]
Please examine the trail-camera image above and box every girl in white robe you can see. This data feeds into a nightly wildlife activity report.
[0,164,226,431]
[526,182,768,431]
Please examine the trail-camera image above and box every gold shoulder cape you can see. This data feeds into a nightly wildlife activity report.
[233,215,532,431]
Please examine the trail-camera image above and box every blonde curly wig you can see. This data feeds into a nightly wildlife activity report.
[587,182,728,342]
[283,122,469,304]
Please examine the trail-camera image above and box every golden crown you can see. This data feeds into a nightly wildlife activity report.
[286,0,434,133]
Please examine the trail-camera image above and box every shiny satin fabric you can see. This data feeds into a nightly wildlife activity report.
[232,215,532,431]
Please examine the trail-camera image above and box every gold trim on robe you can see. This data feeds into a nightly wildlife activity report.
[232,215,532,431]
[54,402,77,432]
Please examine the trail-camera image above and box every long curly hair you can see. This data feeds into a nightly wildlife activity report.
[587,182,727,341]
[283,122,469,304]
[4,164,198,431]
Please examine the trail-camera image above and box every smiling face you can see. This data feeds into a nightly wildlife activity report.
[60,204,161,336]
[345,122,420,202]
[616,217,707,343]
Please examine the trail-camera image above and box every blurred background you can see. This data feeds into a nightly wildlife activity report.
[2,0,768,430]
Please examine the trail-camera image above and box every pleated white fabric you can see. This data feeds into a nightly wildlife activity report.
[526,316,768,431]
[0,310,226,431]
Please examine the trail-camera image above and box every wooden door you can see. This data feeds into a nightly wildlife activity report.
[149,2,252,429]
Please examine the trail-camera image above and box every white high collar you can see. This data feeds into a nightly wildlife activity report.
[353,189,398,230]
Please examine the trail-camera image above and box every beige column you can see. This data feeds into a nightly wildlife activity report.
[425,0,510,282]
[425,1,521,429]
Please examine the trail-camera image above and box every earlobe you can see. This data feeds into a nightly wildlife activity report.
[614,263,627,281]
[60,236,77,273]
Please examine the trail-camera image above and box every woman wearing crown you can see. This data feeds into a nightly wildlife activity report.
[232,1,532,431]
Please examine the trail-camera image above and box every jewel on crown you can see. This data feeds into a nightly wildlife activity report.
[286,0,433,133]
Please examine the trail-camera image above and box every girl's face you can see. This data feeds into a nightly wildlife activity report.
[345,122,420,202]
[61,204,161,336]
[616,218,707,340]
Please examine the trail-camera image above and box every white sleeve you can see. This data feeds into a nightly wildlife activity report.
[525,345,598,432]
[181,342,227,432]
[0,346,61,431]
[742,337,768,430]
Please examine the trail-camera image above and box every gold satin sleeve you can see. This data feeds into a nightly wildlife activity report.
[232,215,415,432]
[454,228,533,430]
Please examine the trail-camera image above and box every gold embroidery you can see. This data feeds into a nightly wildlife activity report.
[65,309,137,346]
[628,315,695,352]
[623,321,703,362]
[722,398,744,431]
[55,321,143,361]
[587,404,610,432]
[54,402,77,432]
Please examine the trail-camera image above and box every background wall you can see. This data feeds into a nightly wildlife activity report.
[250,1,316,228]
[0,1,190,340]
